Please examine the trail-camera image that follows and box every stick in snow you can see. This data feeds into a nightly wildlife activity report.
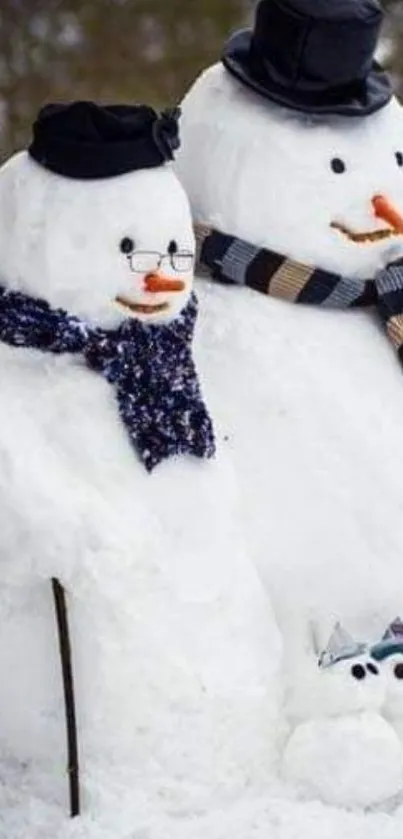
[51,577,80,818]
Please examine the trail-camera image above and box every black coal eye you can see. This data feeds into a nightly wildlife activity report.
[396,152,403,167]
[351,663,366,680]
[168,239,178,255]
[394,663,403,679]
[366,662,379,675]
[120,237,135,255]
[331,158,346,174]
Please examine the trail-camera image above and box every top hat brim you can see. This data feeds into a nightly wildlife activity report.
[222,29,392,118]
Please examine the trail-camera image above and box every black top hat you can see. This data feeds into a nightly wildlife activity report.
[222,0,392,116]
[28,101,181,180]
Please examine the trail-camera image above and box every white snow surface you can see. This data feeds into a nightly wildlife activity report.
[3,64,403,834]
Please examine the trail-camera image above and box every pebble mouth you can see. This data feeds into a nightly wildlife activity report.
[330,221,397,244]
[115,295,169,315]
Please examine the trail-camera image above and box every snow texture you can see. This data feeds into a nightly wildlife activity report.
[2,59,403,835]
[282,713,403,808]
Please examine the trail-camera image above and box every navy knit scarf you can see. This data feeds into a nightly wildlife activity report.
[0,287,215,472]
[195,223,403,363]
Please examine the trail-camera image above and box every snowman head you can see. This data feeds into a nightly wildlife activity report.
[315,622,385,716]
[0,102,195,328]
[287,622,386,722]
[176,0,403,279]
[371,618,403,719]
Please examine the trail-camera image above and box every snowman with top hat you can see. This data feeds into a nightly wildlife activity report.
[0,102,281,822]
[175,0,403,808]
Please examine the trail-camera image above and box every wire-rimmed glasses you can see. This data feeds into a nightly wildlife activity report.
[127,250,194,274]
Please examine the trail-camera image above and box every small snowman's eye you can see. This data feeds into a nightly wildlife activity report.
[351,663,366,680]
[394,663,403,679]
[396,152,403,167]
[120,237,135,255]
[168,240,178,255]
[366,662,379,675]
[331,158,346,174]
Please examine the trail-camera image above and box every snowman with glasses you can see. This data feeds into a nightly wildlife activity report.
[0,100,280,822]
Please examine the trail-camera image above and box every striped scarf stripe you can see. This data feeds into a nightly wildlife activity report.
[195,223,403,360]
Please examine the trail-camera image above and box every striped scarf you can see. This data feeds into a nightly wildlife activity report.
[195,223,403,361]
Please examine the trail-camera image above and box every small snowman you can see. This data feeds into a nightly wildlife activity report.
[372,618,403,733]
[0,102,281,818]
[282,623,403,808]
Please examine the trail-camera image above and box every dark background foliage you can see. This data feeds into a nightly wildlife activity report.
[0,0,401,161]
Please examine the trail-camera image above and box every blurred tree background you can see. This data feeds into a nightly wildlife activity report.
[0,0,249,159]
[382,1,403,90]
[0,0,402,162]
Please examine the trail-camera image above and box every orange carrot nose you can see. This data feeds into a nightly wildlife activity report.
[372,194,403,233]
[144,272,185,293]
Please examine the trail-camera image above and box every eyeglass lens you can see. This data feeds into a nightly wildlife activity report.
[129,251,194,273]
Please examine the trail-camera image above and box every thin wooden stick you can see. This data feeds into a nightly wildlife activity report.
[51,577,80,818]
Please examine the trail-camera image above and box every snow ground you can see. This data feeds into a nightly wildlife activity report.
[3,763,403,839]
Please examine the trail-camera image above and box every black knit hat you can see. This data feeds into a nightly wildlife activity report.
[222,0,392,117]
[28,101,181,180]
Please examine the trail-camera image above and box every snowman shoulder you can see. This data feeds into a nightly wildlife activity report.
[181,62,225,108]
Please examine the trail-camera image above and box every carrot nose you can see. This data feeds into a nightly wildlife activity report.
[144,272,185,293]
[372,194,403,234]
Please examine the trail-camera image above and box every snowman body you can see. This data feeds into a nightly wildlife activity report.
[282,711,403,808]
[0,150,281,808]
